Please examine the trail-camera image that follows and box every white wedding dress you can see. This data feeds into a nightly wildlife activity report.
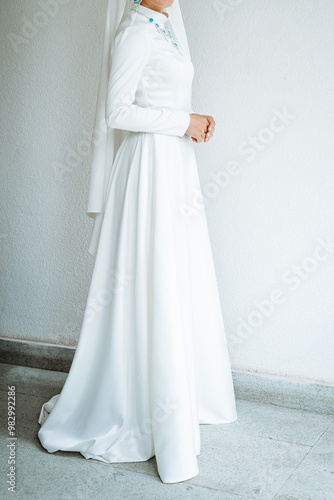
[38,4,237,484]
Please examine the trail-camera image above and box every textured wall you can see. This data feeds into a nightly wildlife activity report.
[1,0,334,384]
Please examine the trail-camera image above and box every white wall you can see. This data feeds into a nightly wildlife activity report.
[1,0,334,384]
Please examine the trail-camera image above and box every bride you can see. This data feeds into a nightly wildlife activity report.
[37,0,237,484]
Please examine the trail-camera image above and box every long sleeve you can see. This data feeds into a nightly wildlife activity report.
[105,26,191,137]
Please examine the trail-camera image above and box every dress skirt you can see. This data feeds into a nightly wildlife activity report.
[38,130,237,484]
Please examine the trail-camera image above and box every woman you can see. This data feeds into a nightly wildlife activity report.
[38,0,237,484]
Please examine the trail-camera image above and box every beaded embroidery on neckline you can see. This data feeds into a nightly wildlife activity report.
[131,6,183,56]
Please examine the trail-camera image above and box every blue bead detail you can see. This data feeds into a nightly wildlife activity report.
[146,15,181,54]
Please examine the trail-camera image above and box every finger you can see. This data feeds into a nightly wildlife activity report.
[208,124,215,133]
[208,120,215,130]
[208,116,216,126]
[205,130,213,142]
[206,123,213,134]
[203,118,210,129]
[207,116,216,130]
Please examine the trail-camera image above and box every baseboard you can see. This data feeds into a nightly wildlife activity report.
[0,338,75,373]
[1,338,333,414]
[232,369,334,415]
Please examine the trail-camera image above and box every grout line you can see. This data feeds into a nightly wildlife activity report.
[306,420,334,449]
[271,444,315,500]
[233,368,334,388]
[110,463,258,499]
[272,421,334,499]
[235,397,334,417]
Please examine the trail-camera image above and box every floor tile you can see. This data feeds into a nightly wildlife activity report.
[190,424,310,500]
[0,393,251,500]
[228,399,334,446]
[273,421,334,500]
[1,364,332,500]
[0,363,67,398]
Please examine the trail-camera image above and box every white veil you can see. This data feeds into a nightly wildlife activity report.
[86,0,191,257]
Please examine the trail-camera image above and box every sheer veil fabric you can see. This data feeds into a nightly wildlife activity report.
[37,0,238,485]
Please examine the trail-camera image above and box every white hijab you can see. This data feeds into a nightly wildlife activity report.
[86,0,191,257]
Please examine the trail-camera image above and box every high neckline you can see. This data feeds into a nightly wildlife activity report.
[132,4,169,24]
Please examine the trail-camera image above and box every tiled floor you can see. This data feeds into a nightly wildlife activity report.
[0,363,333,500]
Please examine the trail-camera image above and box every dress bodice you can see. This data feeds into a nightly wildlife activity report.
[129,5,194,113]
[105,4,194,137]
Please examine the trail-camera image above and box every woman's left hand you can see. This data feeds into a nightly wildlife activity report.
[191,115,216,143]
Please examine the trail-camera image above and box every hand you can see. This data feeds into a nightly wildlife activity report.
[186,114,216,143]
[202,115,216,143]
